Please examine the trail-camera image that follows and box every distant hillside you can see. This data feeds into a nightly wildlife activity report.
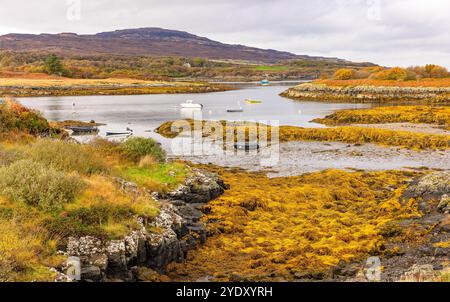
[0,27,351,63]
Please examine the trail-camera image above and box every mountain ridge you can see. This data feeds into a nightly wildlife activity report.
[0,27,354,64]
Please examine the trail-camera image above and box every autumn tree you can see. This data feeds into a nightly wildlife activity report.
[408,64,449,79]
[371,67,416,81]
[426,64,449,78]
[44,54,64,75]
[333,69,355,80]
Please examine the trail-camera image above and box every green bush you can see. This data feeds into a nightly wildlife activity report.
[88,137,121,156]
[26,139,109,175]
[120,137,166,163]
[0,159,84,211]
[44,54,65,76]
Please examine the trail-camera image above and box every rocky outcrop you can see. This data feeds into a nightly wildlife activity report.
[281,83,450,104]
[402,171,450,213]
[63,168,227,282]
[160,168,228,203]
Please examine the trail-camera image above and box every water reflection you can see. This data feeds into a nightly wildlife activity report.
[180,108,203,119]
[18,84,371,150]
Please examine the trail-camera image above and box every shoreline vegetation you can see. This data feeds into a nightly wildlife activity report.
[281,65,450,104]
[0,100,187,281]
[0,99,449,282]
[0,75,233,97]
[281,64,450,105]
[281,81,450,104]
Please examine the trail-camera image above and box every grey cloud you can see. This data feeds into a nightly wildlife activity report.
[0,0,449,67]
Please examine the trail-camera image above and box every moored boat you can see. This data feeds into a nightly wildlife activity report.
[234,141,260,151]
[260,79,270,86]
[106,128,133,136]
[180,100,203,109]
[67,126,99,134]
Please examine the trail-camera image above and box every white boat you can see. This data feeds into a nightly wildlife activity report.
[180,100,203,109]
[106,128,133,136]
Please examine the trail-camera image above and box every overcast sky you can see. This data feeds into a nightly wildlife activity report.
[0,0,449,67]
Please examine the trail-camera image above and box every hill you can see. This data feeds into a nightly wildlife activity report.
[0,27,349,64]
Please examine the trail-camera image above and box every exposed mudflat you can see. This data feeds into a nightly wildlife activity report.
[352,123,449,136]
[176,140,449,177]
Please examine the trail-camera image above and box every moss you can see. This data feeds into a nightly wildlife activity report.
[119,163,189,193]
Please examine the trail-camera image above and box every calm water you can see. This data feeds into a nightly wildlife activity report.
[18,84,369,147]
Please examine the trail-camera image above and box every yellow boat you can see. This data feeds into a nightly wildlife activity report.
[245,99,262,104]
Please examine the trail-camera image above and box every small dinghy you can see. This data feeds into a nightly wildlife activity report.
[227,101,243,113]
[180,100,203,109]
[234,141,260,151]
[106,128,133,136]
[227,109,244,113]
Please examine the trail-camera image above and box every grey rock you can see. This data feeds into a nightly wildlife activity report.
[403,172,450,202]
[67,236,104,256]
[400,264,438,282]
[438,194,450,213]
[81,265,102,281]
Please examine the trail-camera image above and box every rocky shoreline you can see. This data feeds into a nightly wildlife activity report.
[281,83,450,104]
[0,83,231,97]
[60,168,227,282]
